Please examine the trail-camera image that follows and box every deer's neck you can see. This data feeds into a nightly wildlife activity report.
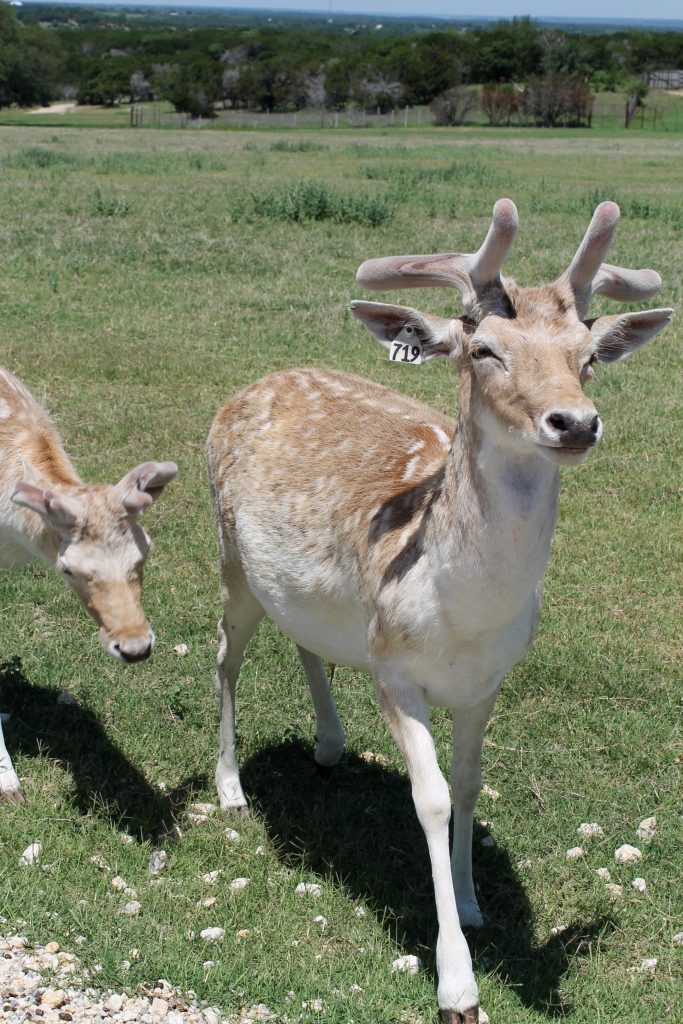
[1,405,81,568]
[435,373,560,572]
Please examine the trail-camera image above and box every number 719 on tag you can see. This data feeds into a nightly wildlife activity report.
[390,340,423,365]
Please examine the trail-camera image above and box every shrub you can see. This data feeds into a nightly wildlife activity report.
[430,86,478,127]
[481,84,522,127]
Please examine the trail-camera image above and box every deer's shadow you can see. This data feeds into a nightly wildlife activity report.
[0,656,203,840]
[242,739,613,1017]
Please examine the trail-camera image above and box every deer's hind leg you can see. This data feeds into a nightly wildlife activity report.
[215,562,264,813]
[297,647,345,768]
[0,717,25,804]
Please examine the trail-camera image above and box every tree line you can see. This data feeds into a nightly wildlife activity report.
[1,5,682,122]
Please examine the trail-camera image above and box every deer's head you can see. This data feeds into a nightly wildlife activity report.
[352,200,672,466]
[12,461,177,662]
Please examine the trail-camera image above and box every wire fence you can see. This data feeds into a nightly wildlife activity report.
[129,96,683,134]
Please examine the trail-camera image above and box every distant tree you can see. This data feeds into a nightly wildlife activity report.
[481,84,521,126]
[77,63,131,106]
[430,86,478,127]
[0,6,55,107]
[235,57,307,112]
[524,73,593,127]
[155,58,221,118]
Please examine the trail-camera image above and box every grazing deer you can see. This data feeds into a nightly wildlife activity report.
[206,200,672,1022]
[0,364,177,804]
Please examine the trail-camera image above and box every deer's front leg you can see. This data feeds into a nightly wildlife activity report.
[450,691,499,929]
[374,663,478,1022]
[0,716,24,804]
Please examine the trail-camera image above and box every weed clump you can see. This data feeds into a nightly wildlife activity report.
[238,180,394,226]
[270,140,328,153]
[4,147,82,169]
[92,188,130,217]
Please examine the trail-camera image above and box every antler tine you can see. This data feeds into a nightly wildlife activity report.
[562,202,620,316]
[355,199,518,305]
[592,263,662,303]
[469,197,518,287]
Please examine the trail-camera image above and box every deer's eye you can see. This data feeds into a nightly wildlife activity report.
[471,346,497,361]
[59,565,74,579]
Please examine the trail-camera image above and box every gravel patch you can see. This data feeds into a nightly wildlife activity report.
[0,935,242,1023]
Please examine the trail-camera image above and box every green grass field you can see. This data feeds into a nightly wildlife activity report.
[0,124,681,1023]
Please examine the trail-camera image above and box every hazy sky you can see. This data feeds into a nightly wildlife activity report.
[122,0,682,21]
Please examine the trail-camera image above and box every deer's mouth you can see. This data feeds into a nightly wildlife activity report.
[537,443,597,466]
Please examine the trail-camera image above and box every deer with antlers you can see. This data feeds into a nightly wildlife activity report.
[0,364,177,804]
[206,200,672,1022]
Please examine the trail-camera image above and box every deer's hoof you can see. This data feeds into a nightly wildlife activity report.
[1,787,26,805]
[439,1007,479,1024]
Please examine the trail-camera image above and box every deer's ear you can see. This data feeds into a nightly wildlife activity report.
[350,301,466,361]
[587,308,673,363]
[11,483,82,533]
[116,461,178,515]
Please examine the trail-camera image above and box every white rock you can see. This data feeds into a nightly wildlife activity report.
[106,994,124,1012]
[167,1013,185,1024]
[615,844,642,864]
[481,784,500,800]
[255,845,266,856]
[224,828,241,841]
[202,1009,221,1024]
[230,876,250,890]
[188,813,209,824]
[41,988,66,1008]
[118,832,135,845]
[605,883,623,898]
[354,905,367,918]
[565,846,584,861]
[200,927,225,941]
[550,924,568,936]
[119,900,141,916]
[19,842,42,867]
[148,850,168,875]
[151,995,169,1015]
[119,959,131,972]
[57,690,78,706]
[639,957,657,974]
[631,876,647,892]
[243,1003,275,1021]
[577,822,604,839]
[173,643,188,656]
[191,802,216,816]
[672,932,683,946]
[636,816,656,840]
[596,867,611,882]
[314,915,328,928]
[199,896,217,908]
[201,870,222,885]
[302,998,326,1012]
[296,881,322,897]
[391,954,423,975]
[236,928,250,938]
[111,875,128,892]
